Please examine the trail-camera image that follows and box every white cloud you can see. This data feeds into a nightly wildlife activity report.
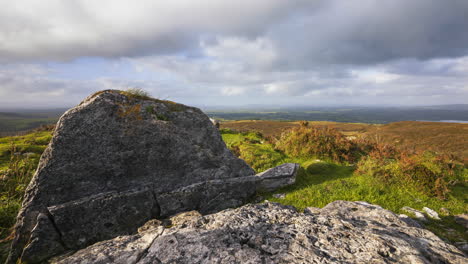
[221,86,246,96]
[351,69,401,84]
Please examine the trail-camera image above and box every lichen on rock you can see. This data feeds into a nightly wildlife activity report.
[52,201,467,264]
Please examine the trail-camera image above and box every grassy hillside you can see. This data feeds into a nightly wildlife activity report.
[222,120,468,162]
[220,127,467,247]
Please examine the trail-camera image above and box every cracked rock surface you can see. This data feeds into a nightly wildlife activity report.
[6,90,297,264]
[52,201,467,264]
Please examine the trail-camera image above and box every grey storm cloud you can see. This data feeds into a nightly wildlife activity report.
[268,0,468,68]
[1,0,467,66]
[0,0,311,62]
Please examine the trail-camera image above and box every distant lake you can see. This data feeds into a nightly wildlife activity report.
[417,120,468,123]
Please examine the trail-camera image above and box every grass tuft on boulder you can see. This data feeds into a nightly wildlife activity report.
[120,87,152,100]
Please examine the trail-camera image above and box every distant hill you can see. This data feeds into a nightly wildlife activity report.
[208,105,468,124]
[0,109,65,136]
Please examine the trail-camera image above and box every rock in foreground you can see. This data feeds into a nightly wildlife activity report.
[7,90,298,263]
[52,201,466,264]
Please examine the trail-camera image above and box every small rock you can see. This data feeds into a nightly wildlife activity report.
[398,214,423,228]
[454,214,468,229]
[355,201,382,209]
[401,206,427,221]
[440,207,450,215]
[209,118,220,129]
[256,163,298,192]
[423,207,440,220]
[273,193,286,199]
[304,207,321,215]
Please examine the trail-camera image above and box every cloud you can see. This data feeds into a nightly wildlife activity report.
[2,0,467,66]
[268,0,468,68]
[0,63,195,108]
[0,0,467,107]
[0,0,309,62]
[221,86,246,96]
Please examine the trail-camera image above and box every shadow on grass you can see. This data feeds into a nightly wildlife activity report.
[273,161,355,194]
[424,215,468,244]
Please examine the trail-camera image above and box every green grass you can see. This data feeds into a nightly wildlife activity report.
[0,131,52,262]
[221,129,468,245]
[267,162,467,214]
[0,131,51,169]
[121,87,152,100]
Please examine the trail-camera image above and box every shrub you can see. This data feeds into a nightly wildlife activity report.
[273,122,466,199]
[274,122,364,163]
[357,150,466,199]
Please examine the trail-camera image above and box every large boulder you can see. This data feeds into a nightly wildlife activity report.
[50,201,466,264]
[6,90,298,264]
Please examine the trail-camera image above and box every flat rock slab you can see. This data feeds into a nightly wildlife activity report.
[52,201,467,264]
[256,163,298,192]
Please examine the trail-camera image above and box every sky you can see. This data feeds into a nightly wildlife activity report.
[1,0,468,109]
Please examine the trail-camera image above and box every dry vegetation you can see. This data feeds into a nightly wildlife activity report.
[221,120,372,137]
[362,121,468,162]
[221,120,468,161]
